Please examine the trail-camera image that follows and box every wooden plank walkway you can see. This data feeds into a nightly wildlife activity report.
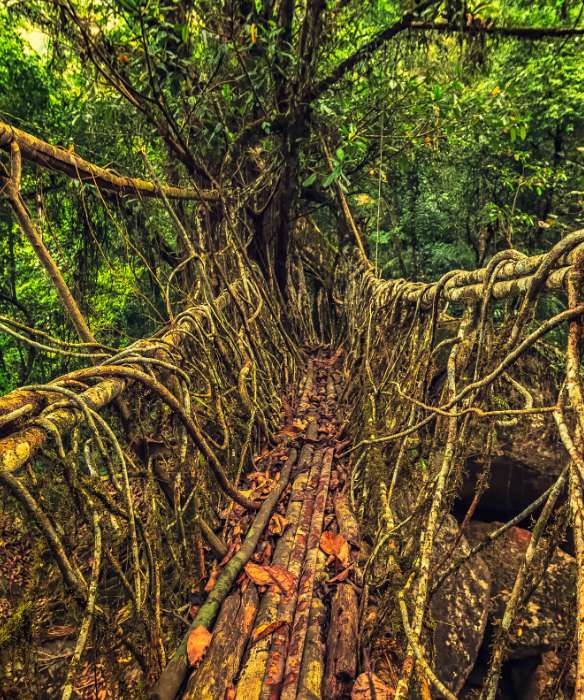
[156,351,362,700]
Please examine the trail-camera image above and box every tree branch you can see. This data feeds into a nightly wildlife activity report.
[308,0,438,101]
[410,19,584,39]
[0,120,218,202]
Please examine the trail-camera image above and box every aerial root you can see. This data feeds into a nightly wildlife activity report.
[340,234,584,697]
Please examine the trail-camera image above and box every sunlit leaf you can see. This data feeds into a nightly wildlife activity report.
[320,531,350,566]
[187,626,212,666]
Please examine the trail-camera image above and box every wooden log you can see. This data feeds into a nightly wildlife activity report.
[236,434,319,700]
[259,448,325,698]
[183,585,259,699]
[281,447,334,699]
[334,491,363,585]
[323,583,359,699]
[334,492,360,546]
[326,374,336,403]
[298,360,315,413]
[297,551,328,700]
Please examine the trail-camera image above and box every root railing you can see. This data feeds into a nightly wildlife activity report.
[0,267,296,695]
[339,229,584,699]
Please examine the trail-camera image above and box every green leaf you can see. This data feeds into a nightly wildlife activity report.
[335,147,345,162]
[322,168,340,187]
[302,173,317,188]
[118,0,138,11]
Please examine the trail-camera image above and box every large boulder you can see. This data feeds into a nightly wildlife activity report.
[429,515,491,693]
[465,521,575,658]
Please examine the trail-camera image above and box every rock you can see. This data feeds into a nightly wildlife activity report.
[465,522,576,657]
[457,351,567,522]
[429,515,491,694]
[509,650,573,699]
[458,455,561,521]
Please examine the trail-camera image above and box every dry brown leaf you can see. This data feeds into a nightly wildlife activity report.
[251,619,288,643]
[245,562,296,595]
[204,564,219,592]
[187,626,212,666]
[244,562,271,586]
[224,685,236,700]
[320,531,350,567]
[292,418,308,430]
[329,566,351,583]
[351,672,394,699]
[268,513,288,535]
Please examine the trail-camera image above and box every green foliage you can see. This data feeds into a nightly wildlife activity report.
[309,5,584,279]
[0,0,583,392]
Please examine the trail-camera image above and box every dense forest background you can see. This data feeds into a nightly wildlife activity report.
[1,0,582,393]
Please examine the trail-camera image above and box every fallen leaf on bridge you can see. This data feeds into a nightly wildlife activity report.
[251,619,288,643]
[351,672,394,699]
[281,426,299,437]
[268,513,288,535]
[244,562,296,595]
[320,531,350,566]
[187,626,212,666]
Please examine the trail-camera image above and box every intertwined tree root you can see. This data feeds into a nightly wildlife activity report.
[1,231,584,698]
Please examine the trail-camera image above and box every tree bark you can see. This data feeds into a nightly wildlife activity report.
[183,586,259,699]
[324,584,359,699]
[0,119,217,201]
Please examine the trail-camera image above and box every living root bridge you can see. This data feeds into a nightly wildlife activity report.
[2,233,584,698]
[0,283,233,469]
[338,229,584,698]
[358,227,584,309]
[0,262,296,695]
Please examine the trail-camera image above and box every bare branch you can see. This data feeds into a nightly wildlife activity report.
[0,120,218,202]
